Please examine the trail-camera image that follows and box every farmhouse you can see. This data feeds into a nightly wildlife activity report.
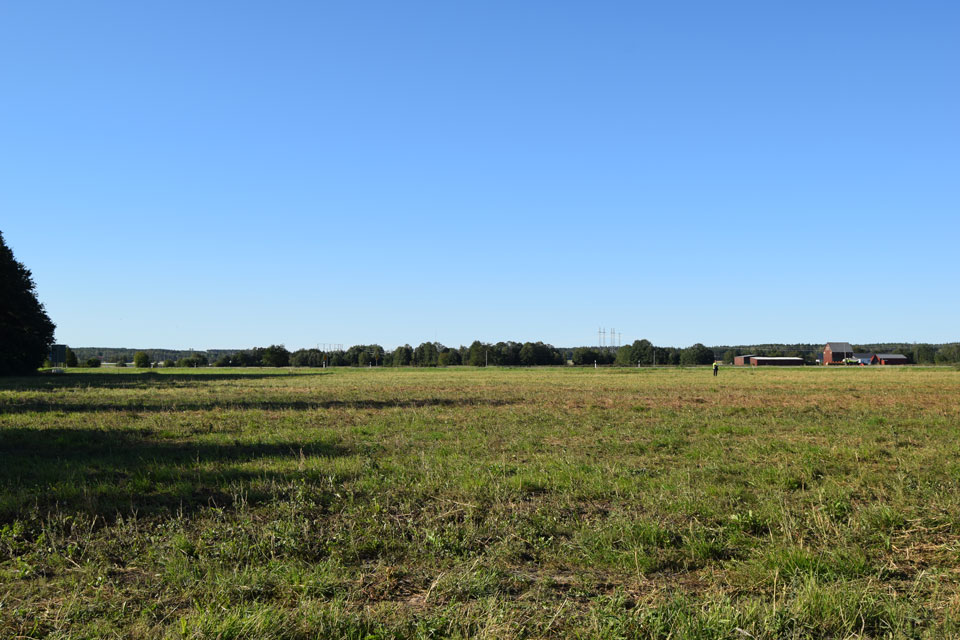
[823,342,855,364]
[822,342,909,365]
[751,357,804,366]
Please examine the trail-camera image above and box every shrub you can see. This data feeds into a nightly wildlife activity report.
[176,355,207,368]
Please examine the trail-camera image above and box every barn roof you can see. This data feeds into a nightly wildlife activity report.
[876,353,907,360]
[852,353,874,360]
[825,342,854,352]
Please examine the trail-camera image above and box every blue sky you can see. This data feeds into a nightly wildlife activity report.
[2,2,957,350]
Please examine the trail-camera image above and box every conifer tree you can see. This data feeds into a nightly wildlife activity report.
[0,231,56,375]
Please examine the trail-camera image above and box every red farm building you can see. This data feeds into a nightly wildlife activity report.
[734,355,756,366]
[875,353,908,365]
[823,342,854,365]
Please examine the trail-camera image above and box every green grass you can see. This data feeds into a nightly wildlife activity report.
[1,365,959,638]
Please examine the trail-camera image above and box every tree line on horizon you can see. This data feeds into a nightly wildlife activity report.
[63,339,960,369]
[62,341,762,368]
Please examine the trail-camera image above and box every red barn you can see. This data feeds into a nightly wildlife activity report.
[875,353,908,365]
[734,355,756,366]
[823,342,854,365]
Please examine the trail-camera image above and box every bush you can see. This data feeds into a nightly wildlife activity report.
[133,352,150,368]
[85,357,101,368]
[163,359,176,368]
[176,355,208,368]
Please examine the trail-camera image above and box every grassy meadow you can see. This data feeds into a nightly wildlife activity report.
[1,365,960,638]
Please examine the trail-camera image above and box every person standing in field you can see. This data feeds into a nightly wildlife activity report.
[713,362,719,377]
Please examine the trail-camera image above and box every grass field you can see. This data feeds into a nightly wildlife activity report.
[2,366,959,639]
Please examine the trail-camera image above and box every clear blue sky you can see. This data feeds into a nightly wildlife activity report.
[2,2,957,350]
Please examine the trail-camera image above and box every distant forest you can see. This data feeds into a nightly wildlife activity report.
[67,340,960,367]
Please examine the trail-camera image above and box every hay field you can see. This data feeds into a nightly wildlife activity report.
[1,366,959,638]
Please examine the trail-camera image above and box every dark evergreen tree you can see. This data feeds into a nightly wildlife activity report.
[0,232,56,375]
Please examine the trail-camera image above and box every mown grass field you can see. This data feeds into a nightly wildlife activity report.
[1,365,959,639]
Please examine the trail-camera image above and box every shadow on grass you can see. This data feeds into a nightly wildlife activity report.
[0,427,352,521]
[0,397,516,414]
[0,370,321,391]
